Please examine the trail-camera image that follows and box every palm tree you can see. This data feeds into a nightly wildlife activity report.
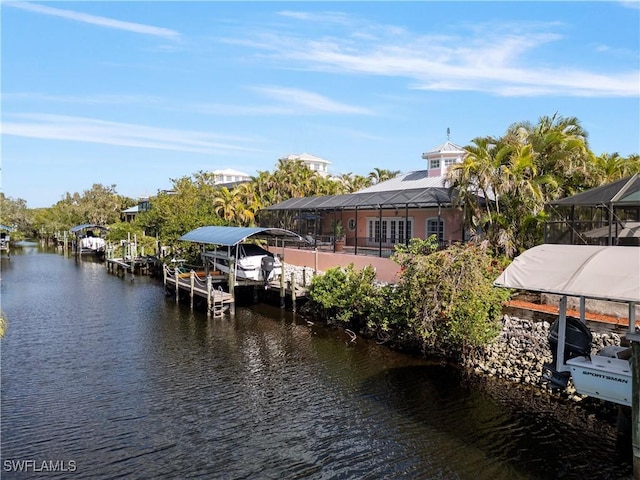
[213,187,238,224]
[368,167,400,184]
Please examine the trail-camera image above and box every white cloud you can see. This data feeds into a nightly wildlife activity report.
[252,86,373,114]
[188,87,373,116]
[1,114,260,155]
[5,2,180,40]
[224,14,639,98]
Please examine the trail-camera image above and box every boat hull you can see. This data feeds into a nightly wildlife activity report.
[566,355,632,406]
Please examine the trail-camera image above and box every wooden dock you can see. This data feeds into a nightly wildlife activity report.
[162,264,310,317]
[163,266,236,317]
[106,256,157,276]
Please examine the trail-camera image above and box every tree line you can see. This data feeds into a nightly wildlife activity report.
[2,113,639,257]
[0,160,399,248]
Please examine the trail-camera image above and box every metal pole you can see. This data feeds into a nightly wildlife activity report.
[378,205,383,257]
[555,296,569,373]
[354,206,359,255]
[628,303,640,480]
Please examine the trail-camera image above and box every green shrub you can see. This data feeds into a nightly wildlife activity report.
[307,264,378,328]
[392,242,510,355]
[305,243,510,360]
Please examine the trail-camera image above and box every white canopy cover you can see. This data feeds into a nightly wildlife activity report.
[494,244,640,303]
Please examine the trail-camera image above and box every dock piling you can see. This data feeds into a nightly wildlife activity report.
[280,265,286,309]
[291,272,296,312]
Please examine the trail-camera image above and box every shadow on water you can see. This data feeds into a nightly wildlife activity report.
[358,364,633,480]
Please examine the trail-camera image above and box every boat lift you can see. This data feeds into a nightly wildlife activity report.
[494,244,640,476]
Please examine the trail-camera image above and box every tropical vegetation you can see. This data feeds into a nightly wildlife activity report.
[305,238,511,357]
[446,113,640,258]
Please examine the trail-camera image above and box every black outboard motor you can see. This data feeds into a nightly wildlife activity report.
[261,255,275,284]
[543,317,592,389]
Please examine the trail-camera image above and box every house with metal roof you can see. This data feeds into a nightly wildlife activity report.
[262,141,472,257]
[122,197,151,222]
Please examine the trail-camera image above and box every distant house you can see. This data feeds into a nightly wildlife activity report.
[280,153,331,177]
[212,169,252,185]
[262,140,472,257]
[122,197,151,223]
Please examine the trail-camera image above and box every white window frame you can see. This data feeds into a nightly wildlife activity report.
[426,217,445,243]
[367,217,413,245]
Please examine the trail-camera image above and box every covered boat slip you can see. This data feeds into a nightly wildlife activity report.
[70,223,109,256]
[165,226,308,316]
[494,244,640,475]
[0,224,12,257]
[178,226,307,283]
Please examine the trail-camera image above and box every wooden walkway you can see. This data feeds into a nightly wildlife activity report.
[106,256,156,276]
[164,267,234,317]
[162,265,311,317]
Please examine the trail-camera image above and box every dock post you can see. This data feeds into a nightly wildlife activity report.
[314,249,318,275]
[302,268,307,288]
[206,275,212,318]
[291,272,296,312]
[190,270,195,309]
[280,264,286,309]
[175,267,180,304]
[229,260,236,316]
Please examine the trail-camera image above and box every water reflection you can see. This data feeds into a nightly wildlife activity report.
[0,250,633,479]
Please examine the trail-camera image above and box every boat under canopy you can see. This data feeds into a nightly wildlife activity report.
[179,226,307,283]
[70,224,109,257]
[494,244,639,406]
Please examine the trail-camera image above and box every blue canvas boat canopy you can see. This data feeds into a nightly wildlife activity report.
[0,224,13,232]
[70,224,109,233]
[179,226,306,247]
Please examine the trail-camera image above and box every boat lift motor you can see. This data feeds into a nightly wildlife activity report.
[261,255,275,284]
[543,317,593,389]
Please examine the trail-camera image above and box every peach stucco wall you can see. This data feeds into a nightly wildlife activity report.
[321,207,465,244]
[268,246,402,284]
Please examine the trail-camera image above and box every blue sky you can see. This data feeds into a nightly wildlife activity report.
[2,1,639,208]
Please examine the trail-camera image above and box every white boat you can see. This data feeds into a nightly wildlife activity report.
[566,346,632,406]
[70,224,108,258]
[202,243,282,282]
[79,235,107,255]
[178,226,307,284]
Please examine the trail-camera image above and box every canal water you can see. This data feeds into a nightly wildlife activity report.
[0,248,633,479]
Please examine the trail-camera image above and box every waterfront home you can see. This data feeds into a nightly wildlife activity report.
[261,140,473,257]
